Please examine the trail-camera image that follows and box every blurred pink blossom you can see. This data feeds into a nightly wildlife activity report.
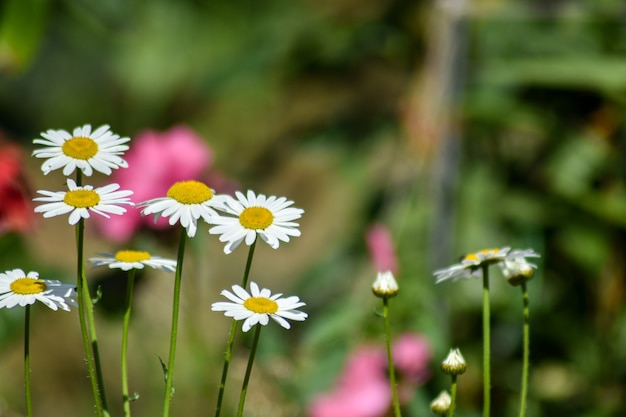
[309,347,390,417]
[309,333,431,417]
[96,126,216,242]
[365,224,398,275]
[392,333,432,383]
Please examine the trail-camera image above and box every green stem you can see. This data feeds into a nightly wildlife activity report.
[76,170,110,417]
[448,375,457,417]
[122,270,137,417]
[214,241,257,417]
[240,241,257,288]
[162,228,187,417]
[519,282,530,417]
[383,297,402,417]
[75,219,104,417]
[482,264,491,417]
[24,305,32,417]
[236,325,262,417]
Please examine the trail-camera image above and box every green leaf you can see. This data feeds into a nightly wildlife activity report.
[0,0,49,73]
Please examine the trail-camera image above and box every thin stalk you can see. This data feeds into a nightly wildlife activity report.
[122,270,137,417]
[448,375,457,417]
[75,219,104,417]
[214,241,257,417]
[482,264,491,417]
[519,282,530,417]
[383,297,402,417]
[236,325,262,417]
[84,280,110,417]
[24,305,32,417]
[162,228,187,417]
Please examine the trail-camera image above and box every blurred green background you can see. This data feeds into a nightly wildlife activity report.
[1,0,626,416]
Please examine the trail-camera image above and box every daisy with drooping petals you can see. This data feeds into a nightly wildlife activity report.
[33,179,133,225]
[1,269,77,415]
[89,250,177,272]
[139,180,223,238]
[0,269,76,311]
[32,124,130,176]
[212,281,307,332]
[209,190,304,254]
[433,247,540,284]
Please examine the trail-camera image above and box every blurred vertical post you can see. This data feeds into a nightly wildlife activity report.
[402,0,469,268]
[428,0,468,269]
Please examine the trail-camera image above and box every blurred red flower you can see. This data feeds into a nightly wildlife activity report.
[0,142,34,235]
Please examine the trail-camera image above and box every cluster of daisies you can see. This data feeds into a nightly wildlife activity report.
[433,247,540,286]
[430,247,541,417]
[1,123,307,332]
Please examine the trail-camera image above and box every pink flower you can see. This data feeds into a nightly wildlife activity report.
[0,142,34,235]
[96,126,213,242]
[366,224,398,275]
[309,334,432,417]
[309,347,391,417]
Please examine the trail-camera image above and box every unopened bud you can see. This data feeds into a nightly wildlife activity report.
[441,348,467,376]
[430,390,451,416]
[372,271,399,298]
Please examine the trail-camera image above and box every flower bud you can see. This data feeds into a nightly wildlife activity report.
[500,258,536,286]
[430,390,451,416]
[441,348,467,376]
[372,271,399,298]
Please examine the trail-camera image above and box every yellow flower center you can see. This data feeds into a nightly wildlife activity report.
[115,250,151,263]
[63,189,101,208]
[463,248,499,262]
[62,137,99,160]
[10,278,47,295]
[166,181,213,204]
[239,207,274,230]
[243,297,278,314]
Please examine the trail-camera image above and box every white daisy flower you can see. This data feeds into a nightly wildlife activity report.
[211,281,307,332]
[0,269,77,311]
[209,190,304,254]
[33,179,134,225]
[32,124,130,176]
[88,250,177,272]
[434,247,540,284]
[138,180,223,238]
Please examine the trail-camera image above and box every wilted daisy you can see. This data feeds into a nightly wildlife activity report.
[139,180,222,238]
[499,257,538,286]
[212,281,307,332]
[209,190,304,254]
[33,179,133,225]
[434,247,540,284]
[32,124,130,176]
[0,269,76,311]
[88,250,177,272]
